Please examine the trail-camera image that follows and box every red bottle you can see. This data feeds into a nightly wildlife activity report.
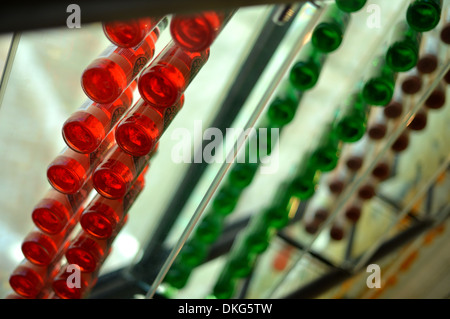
[138,41,210,108]
[115,95,184,156]
[304,218,321,235]
[344,198,364,223]
[303,190,332,235]
[32,180,92,235]
[62,81,136,154]
[47,132,115,194]
[80,173,145,239]
[408,107,428,131]
[445,69,450,85]
[391,129,410,153]
[92,144,156,199]
[65,228,120,273]
[367,107,388,140]
[52,264,99,299]
[21,226,73,267]
[9,259,60,298]
[440,7,450,45]
[170,10,234,52]
[424,80,446,110]
[81,27,162,104]
[384,88,404,119]
[103,16,164,48]
[357,177,378,201]
[326,162,353,195]
[329,212,347,241]
[343,135,372,172]
[401,68,423,95]
[372,151,393,181]
[313,207,330,223]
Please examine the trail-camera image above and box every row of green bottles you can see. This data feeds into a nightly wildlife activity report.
[289,4,352,91]
[386,21,422,72]
[211,1,444,298]
[212,183,293,298]
[212,154,320,298]
[164,0,445,296]
[362,0,444,106]
[163,80,304,292]
[334,90,370,143]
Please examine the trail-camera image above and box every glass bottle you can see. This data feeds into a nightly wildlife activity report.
[362,55,396,106]
[289,43,327,90]
[115,95,184,156]
[103,16,164,48]
[47,133,115,194]
[407,0,442,32]
[138,41,210,108]
[170,10,235,52]
[335,0,367,12]
[417,32,441,74]
[92,144,155,199]
[63,82,136,154]
[334,90,370,143]
[267,80,303,127]
[311,123,342,172]
[80,173,145,239]
[386,20,422,72]
[290,154,319,199]
[311,4,351,53]
[81,29,161,104]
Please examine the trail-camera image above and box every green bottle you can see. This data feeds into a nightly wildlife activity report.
[311,4,351,53]
[243,215,273,255]
[164,261,193,290]
[263,182,295,229]
[194,213,225,244]
[335,0,367,13]
[263,206,290,230]
[334,91,370,143]
[178,239,209,267]
[227,238,256,278]
[407,0,442,32]
[362,55,396,106]
[290,154,319,199]
[289,43,327,90]
[267,80,303,127]
[212,268,238,299]
[212,183,241,216]
[227,162,259,191]
[386,21,422,72]
[311,124,341,172]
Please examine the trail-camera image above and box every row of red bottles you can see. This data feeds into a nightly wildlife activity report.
[103,11,233,52]
[46,17,163,296]
[9,9,224,299]
[8,15,162,299]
